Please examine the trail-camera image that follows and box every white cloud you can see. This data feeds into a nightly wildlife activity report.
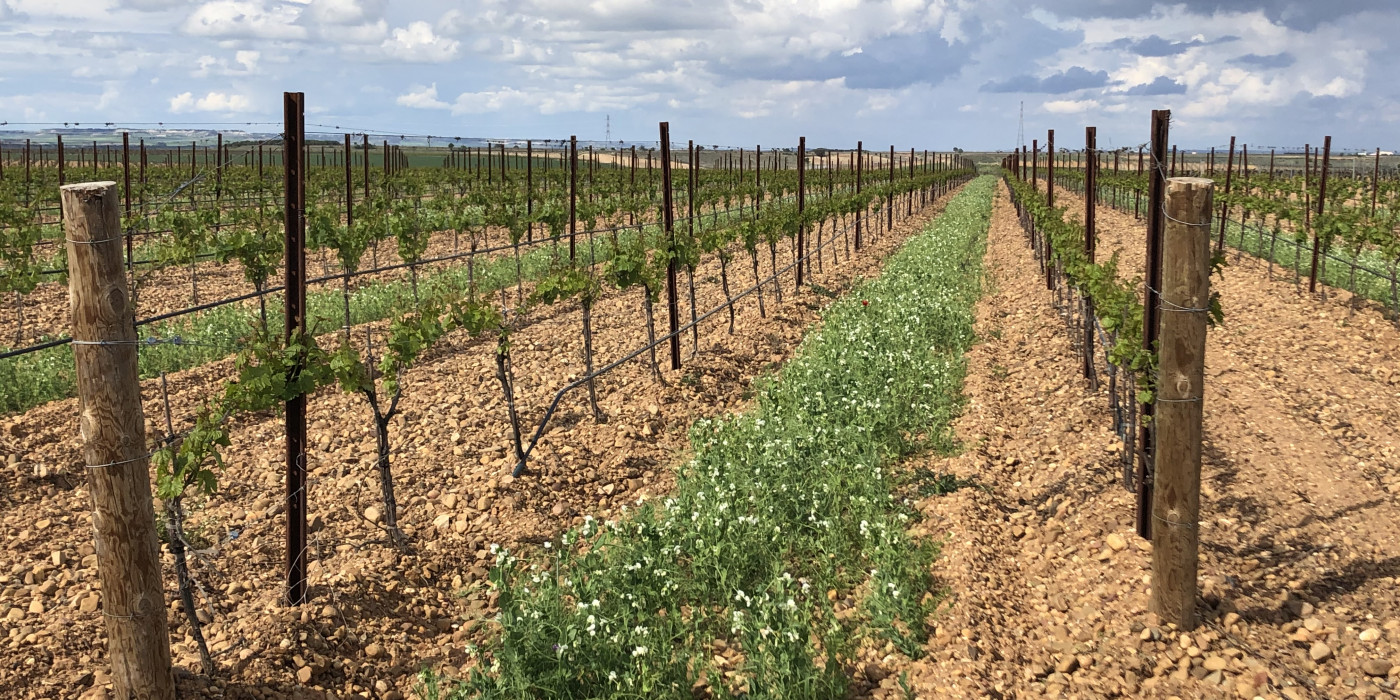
[377,21,459,62]
[169,90,253,112]
[182,1,307,40]
[449,83,658,115]
[1043,98,1100,114]
[396,83,448,109]
[332,19,387,43]
[191,49,260,77]
[303,0,383,25]
[9,0,117,19]
[119,0,194,10]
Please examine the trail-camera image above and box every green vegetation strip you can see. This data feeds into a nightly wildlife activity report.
[0,236,618,415]
[426,176,996,699]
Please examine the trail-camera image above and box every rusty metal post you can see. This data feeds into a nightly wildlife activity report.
[281,92,308,606]
[1138,108,1170,540]
[1032,139,1039,192]
[1309,136,1331,293]
[660,123,681,371]
[527,140,534,241]
[1084,126,1098,388]
[887,145,894,232]
[1046,129,1055,290]
[569,135,578,261]
[797,136,806,288]
[1373,148,1382,216]
[215,133,223,200]
[1216,136,1235,253]
[908,147,915,215]
[854,141,863,250]
[755,144,762,215]
[344,133,353,247]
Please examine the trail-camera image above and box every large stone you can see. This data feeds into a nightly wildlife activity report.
[1361,659,1392,677]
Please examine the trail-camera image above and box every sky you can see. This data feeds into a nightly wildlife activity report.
[0,0,1396,151]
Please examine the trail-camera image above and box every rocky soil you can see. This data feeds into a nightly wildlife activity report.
[0,186,960,698]
[862,180,1400,699]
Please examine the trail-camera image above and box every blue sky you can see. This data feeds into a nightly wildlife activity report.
[0,0,1396,151]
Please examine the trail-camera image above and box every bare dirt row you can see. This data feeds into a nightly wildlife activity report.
[866,180,1400,699]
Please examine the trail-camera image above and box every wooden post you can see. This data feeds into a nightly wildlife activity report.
[63,181,176,700]
[282,92,309,607]
[1150,176,1213,631]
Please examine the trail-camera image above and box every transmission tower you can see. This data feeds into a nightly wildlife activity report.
[606,114,611,143]
[1017,101,1025,150]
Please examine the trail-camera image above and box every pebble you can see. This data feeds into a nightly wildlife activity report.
[1106,533,1127,551]
[1054,655,1079,674]
[365,506,382,523]
[365,643,384,658]
[1203,656,1228,672]
[1308,641,1332,662]
[1361,659,1392,677]
[1359,627,1381,642]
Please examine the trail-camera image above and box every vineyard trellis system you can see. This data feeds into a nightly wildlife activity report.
[1001,109,1400,537]
[1032,132,1400,321]
[1000,110,1226,541]
[1003,110,1225,630]
[25,91,976,695]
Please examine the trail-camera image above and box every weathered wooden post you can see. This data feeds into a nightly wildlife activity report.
[1150,176,1213,630]
[63,180,176,699]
